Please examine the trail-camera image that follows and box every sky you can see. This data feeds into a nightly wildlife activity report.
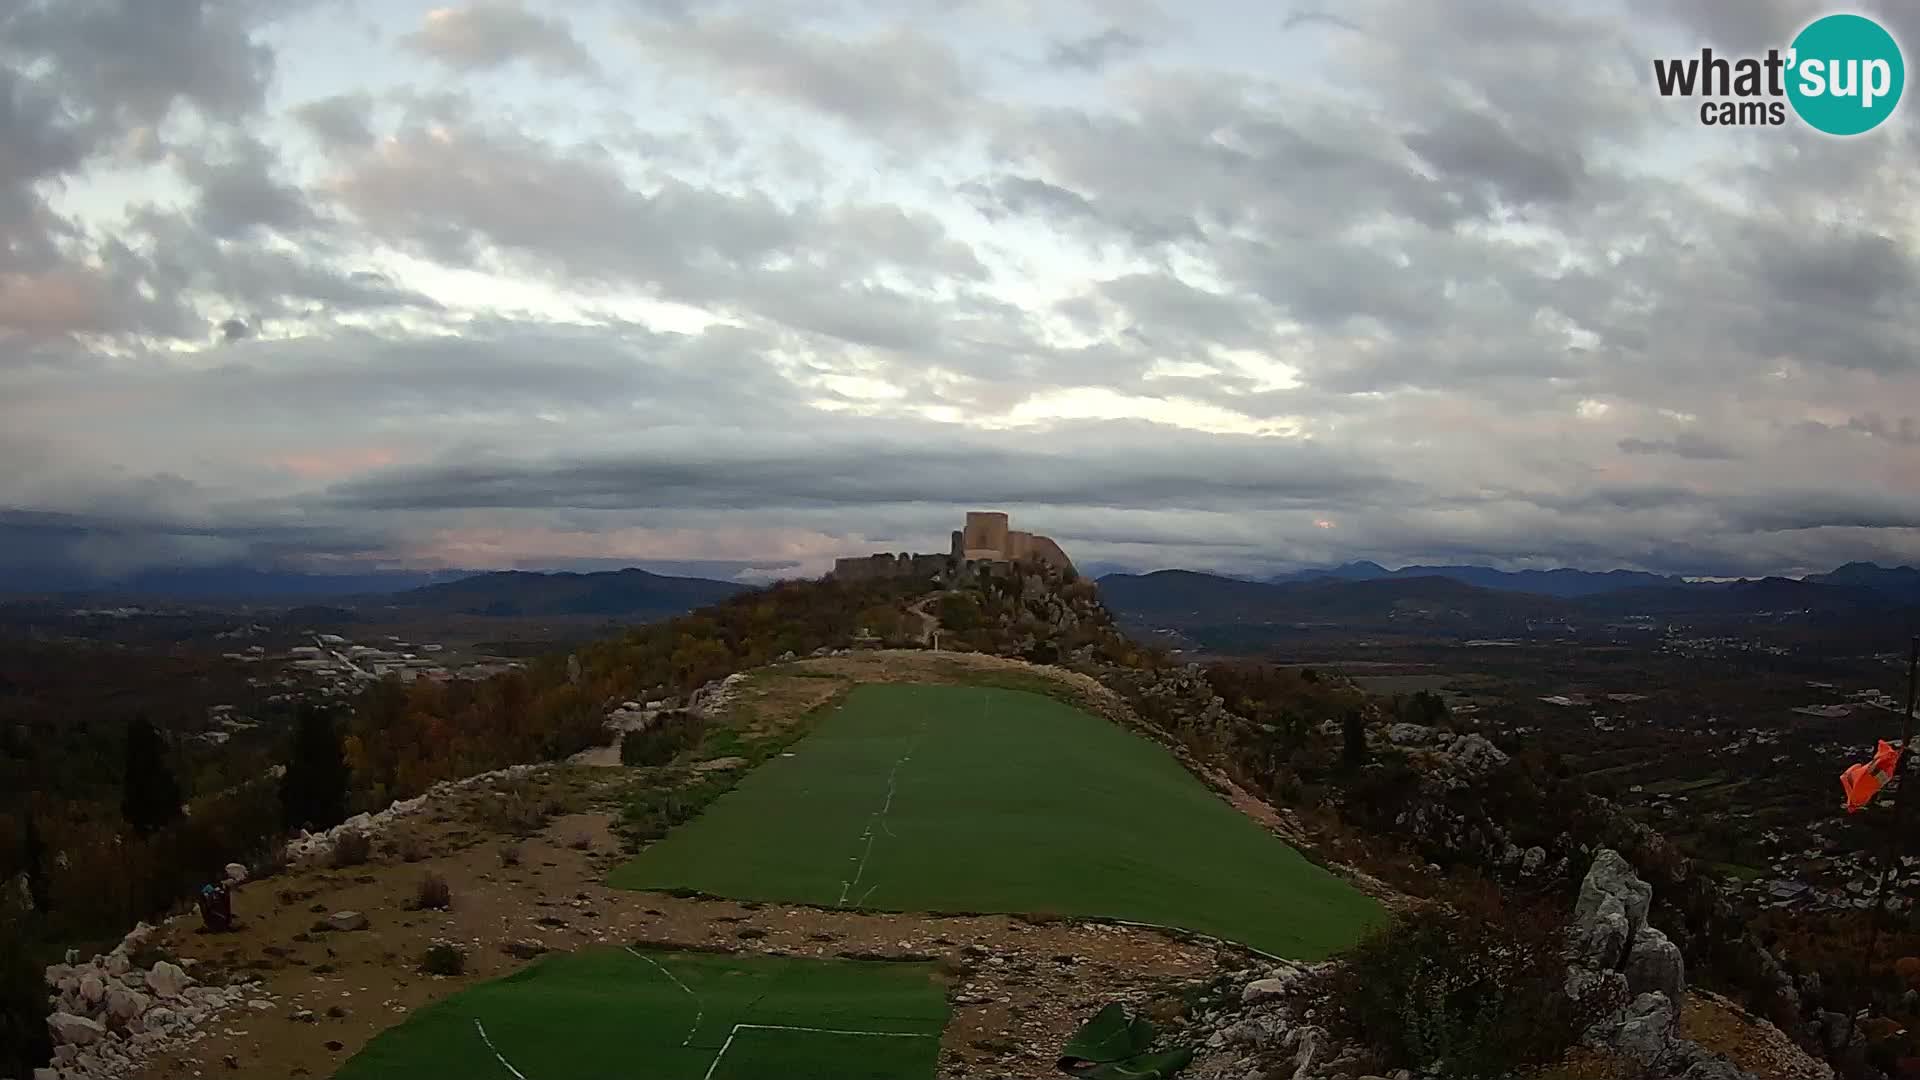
[2,0,1919,584]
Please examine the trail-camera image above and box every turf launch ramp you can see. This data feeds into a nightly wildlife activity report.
[610,683,1382,959]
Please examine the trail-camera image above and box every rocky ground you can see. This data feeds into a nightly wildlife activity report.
[73,769,1224,1080]
[35,647,1838,1080]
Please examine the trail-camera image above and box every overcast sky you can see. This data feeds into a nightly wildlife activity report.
[3,0,1918,583]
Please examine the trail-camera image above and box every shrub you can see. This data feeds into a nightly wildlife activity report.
[419,942,466,976]
[1328,895,1620,1080]
[498,843,521,868]
[620,712,708,767]
[329,830,371,869]
[415,873,451,911]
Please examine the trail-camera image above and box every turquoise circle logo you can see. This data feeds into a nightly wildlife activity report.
[1787,13,1904,135]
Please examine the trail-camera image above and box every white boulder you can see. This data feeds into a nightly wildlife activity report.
[146,960,192,999]
[48,1011,105,1046]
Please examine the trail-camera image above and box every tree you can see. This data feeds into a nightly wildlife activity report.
[120,716,182,834]
[21,813,47,914]
[281,704,350,832]
[1342,709,1370,770]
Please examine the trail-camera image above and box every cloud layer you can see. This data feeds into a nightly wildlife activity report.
[2,0,1918,583]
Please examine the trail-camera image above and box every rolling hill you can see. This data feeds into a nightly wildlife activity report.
[381,567,750,618]
[1098,565,1916,643]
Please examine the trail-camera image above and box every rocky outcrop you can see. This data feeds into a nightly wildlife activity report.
[1567,850,1750,1080]
[283,762,542,864]
[39,921,273,1080]
[1626,923,1686,1001]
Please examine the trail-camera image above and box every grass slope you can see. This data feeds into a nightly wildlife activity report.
[610,684,1382,959]
[332,948,947,1080]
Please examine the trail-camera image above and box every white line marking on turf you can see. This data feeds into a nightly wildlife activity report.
[836,720,927,907]
[626,946,703,1047]
[700,1031,738,1080]
[701,1022,936,1080]
[473,1018,530,1080]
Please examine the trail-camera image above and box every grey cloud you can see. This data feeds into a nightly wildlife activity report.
[218,317,253,343]
[1045,28,1145,71]
[1618,433,1739,460]
[2,0,275,131]
[1847,414,1920,446]
[1282,10,1365,34]
[294,93,375,149]
[328,120,993,352]
[178,134,316,238]
[322,428,1405,514]
[1402,107,1586,208]
[635,15,974,141]
[400,1,601,78]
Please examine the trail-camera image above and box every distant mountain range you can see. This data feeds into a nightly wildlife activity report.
[1256,560,1920,603]
[0,566,470,601]
[1098,561,1920,640]
[375,568,748,618]
[1267,561,1685,598]
[0,564,750,620]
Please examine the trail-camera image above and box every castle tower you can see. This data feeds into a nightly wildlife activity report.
[962,511,1010,560]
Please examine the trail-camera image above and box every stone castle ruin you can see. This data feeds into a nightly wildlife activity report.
[831,511,1075,581]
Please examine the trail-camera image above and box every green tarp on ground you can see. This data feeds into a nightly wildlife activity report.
[1057,1003,1194,1080]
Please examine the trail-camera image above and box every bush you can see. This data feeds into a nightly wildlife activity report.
[420,942,466,976]
[329,830,370,869]
[499,843,521,868]
[1328,896,1619,1080]
[620,711,708,767]
[415,873,451,911]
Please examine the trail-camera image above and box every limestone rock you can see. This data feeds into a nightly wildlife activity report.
[1613,992,1677,1065]
[106,986,150,1023]
[1450,733,1510,776]
[146,960,192,999]
[1576,849,1652,941]
[1580,893,1631,970]
[1626,924,1686,1000]
[1566,965,1628,1010]
[78,972,105,1003]
[1242,978,1295,1004]
[327,910,369,932]
[48,1011,105,1046]
[1681,1055,1754,1080]
[224,862,248,884]
[1521,845,1548,875]
[1386,723,1438,746]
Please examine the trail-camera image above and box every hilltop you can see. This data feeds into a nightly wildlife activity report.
[2,557,1859,1080]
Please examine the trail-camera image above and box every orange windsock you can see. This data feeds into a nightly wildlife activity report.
[1842,740,1902,813]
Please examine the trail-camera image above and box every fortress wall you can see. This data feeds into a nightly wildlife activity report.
[1025,535,1076,575]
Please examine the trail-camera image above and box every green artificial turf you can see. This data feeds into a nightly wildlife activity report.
[609,683,1383,959]
[332,947,947,1080]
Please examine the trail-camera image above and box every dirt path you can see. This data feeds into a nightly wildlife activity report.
[126,773,1223,1080]
[908,593,941,646]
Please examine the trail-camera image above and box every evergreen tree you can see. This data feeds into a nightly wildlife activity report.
[120,716,182,834]
[1342,709,1370,770]
[21,814,47,914]
[0,918,52,1079]
[281,704,350,832]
